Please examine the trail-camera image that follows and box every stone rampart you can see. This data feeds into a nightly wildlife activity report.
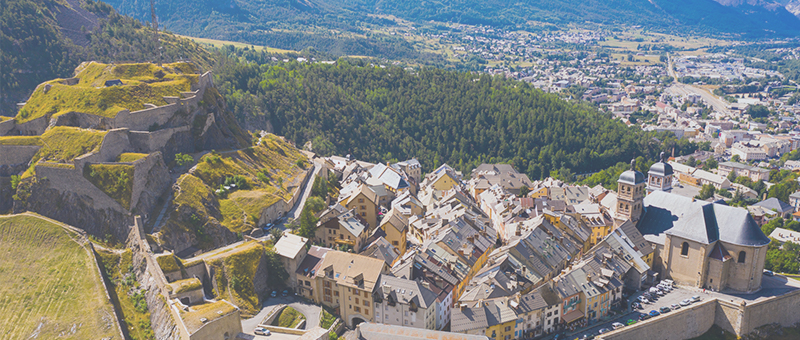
[129,152,170,214]
[738,286,800,335]
[14,116,48,135]
[129,126,191,153]
[88,243,128,340]
[35,163,127,212]
[0,119,15,136]
[52,111,103,130]
[599,299,717,340]
[128,217,181,340]
[0,145,40,167]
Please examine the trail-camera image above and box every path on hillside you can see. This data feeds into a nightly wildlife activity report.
[275,161,321,231]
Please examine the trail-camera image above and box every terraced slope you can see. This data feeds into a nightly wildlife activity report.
[0,214,119,339]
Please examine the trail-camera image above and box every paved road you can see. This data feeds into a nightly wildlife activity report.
[666,54,731,115]
[240,296,322,339]
[274,161,321,231]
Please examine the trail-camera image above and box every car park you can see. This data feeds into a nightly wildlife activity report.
[691,295,701,303]
[254,327,271,336]
[649,310,661,317]
[671,303,680,310]
[660,306,672,313]
[612,322,625,330]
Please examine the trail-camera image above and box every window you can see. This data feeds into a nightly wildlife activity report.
[334,291,339,297]
[356,297,360,304]
[505,326,511,332]
[355,306,361,313]
[738,251,746,263]
[392,241,399,246]
[364,300,369,306]
[365,291,370,298]
[359,198,364,203]
[305,281,311,286]
[681,242,689,256]
[361,205,366,210]
[361,212,366,217]
[365,308,369,315]
[298,280,303,286]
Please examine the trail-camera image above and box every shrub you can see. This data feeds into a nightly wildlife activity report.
[174,153,194,167]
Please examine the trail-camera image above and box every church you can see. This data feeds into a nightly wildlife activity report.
[616,153,770,293]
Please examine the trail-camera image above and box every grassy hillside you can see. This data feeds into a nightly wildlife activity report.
[83,163,135,210]
[97,249,154,340]
[158,135,308,252]
[17,62,199,123]
[1,0,214,116]
[207,241,266,317]
[0,214,119,339]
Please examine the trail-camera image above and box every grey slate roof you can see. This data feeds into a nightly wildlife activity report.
[378,274,438,309]
[648,160,673,177]
[754,197,793,213]
[637,191,770,247]
[618,169,645,185]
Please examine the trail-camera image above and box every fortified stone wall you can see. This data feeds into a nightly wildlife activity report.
[35,163,127,212]
[128,126,192,154]
[13,116,49,136]
[0,145,40,167]
[128,217,182,340]
[739,287,800,335]
[0,119,15,136]
[599,299,717,340]
[601,290,800,340]
[129,152,171,216]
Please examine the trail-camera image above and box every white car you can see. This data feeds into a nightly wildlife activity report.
[254,327,271,336]
[612,322,625,330]
[680,299,691,306]
[691,295,702,303]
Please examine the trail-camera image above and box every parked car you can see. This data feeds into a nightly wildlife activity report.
[637,296,649,304]
[612,322,625,330]
[626,319,637,326]
[691,295,702,303]
[660,306,672,313]
[680,299,691,306]
[764,270,774,276]
[631,302,643,309]
[649,310,661,317]
[663,279,674,287]
[254,327,271,336]
[282,289,289,297]
[671,303,680,310]
[270,290,278,298]
[598,328,611,334]
[639,314,651,321]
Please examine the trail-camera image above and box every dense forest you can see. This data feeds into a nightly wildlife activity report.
[0,0,212,115]
[212,48,697,179]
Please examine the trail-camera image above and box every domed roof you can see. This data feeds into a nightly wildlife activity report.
[618,159,645,185]
[648,152,673,177]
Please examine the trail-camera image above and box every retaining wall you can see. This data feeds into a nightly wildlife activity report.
[0,119,15,136]
[14,116,48,135]
[599,299,717,340]
[128,126,191,153]
[35,163,127,212]
[88,243,128,340]
[739,287,800,334]
[0,145,40,166]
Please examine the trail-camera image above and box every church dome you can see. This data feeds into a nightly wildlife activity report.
[618,159,645,185]
[648,152,673,177]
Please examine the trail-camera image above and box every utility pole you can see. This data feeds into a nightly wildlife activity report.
[151,0,162,66]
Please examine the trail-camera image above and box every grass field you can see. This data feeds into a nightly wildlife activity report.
[177,35,297,54]
[97,249,154,340]
[0,214,119,339]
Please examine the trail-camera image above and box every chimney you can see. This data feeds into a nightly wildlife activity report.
[421,281,431,290]
[383,285,392,295]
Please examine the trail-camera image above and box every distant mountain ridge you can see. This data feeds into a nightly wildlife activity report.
[103,0,800,45]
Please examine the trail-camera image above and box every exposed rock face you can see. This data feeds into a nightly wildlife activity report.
[157,202,239,255]
[0,177,13,213]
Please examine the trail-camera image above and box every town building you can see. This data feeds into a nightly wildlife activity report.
[372,274,438,329]
[274,233,309,290]
[615,160,646,223]
[718,162,770,182]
